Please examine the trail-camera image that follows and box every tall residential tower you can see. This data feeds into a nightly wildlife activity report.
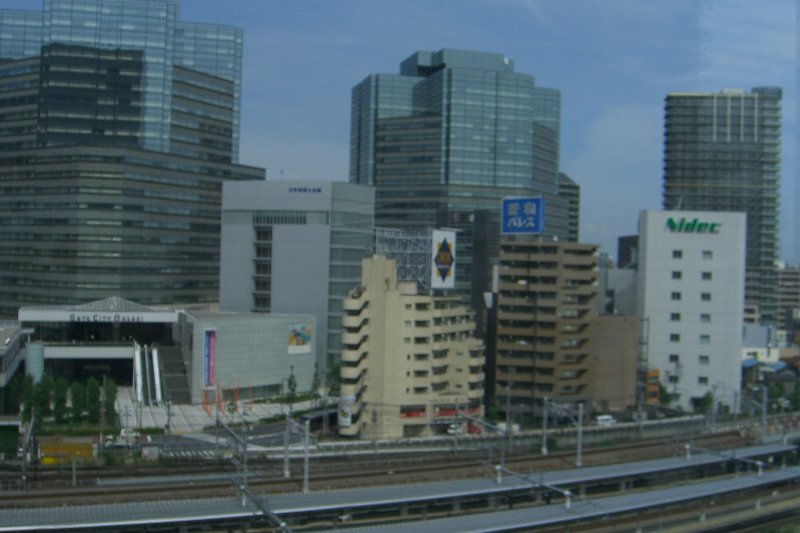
[663,87,781,324]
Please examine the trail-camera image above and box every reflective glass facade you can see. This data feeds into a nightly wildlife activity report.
[0,1,258,318]
[0,0,242,161]
[0,146,263,317]
[350,49,576,320]
[663,87,781,323]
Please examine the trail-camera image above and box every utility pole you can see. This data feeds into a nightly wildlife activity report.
[761,385,768,442]
[505,385,513,451]
[303,419,310,493]
[636,317,650,434]
[576,402,583,467]
[710,384,717,434]
[541,396,549,456]
[283,414,291,479]
[100,375,106,447]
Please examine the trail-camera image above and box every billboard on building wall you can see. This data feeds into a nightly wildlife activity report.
[431,229,456,289]
[203,329,216,387]
[338,396,356,427]
[501,197,544,235]
[288,323,313,354]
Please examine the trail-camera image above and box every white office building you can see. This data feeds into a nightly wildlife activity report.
[638,211,746,412]
[219,181,374,372]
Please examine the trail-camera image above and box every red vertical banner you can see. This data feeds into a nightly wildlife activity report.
[203,329,216,387]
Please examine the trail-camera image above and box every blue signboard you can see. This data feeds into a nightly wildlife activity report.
[501,197,544,235]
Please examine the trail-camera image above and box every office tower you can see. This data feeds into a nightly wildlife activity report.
[350,49,576,321]
[0,0,243,159]
[663,87,781,324]
[339,255,484,439]
[638,211,746,411]
[219,181,374,371]
[495,240,598,419]
[558,173,580,243]
[0,0,262,318]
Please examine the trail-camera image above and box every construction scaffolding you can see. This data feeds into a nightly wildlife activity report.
[374,227,433,292]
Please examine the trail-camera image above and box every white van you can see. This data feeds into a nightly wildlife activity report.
[595,415,617,427]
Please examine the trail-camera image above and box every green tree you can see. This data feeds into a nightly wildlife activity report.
[311,362,322,406]
[3,373,23,415]
[52,378,69,424]
[70,382,87,423]
[659,383,672,406]
[286,367,297,415]
[86,377,101,424]
[326,362,341,397]
[103,377,117,426]
[21,375,35,423]
[792,381,800,410]
[694,392,713,415]
[33,376,54,424]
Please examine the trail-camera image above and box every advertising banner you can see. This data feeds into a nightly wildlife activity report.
[288,323,312,354]
[501,197,544,235]
[338,396,356,428]
[203,329,216,387]
[431,229,456,289]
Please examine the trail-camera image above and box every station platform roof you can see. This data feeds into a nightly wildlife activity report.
[0,443,794,531]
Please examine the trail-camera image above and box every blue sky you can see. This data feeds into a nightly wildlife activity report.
[7,1,798,262]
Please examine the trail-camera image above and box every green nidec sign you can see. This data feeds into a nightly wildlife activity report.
[665,217,720,234]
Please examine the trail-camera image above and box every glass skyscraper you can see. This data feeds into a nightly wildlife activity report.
[663,87,782,324]
[0,0,243,160]
[350,49,576,318]
[0,0,261,318]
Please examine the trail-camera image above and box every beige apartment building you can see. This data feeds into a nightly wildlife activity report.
[495,240,598,421]
[338,255,485,439]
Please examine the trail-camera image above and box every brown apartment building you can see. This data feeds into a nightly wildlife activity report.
[495,239,599,422]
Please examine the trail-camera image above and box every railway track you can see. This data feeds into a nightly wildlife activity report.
[0,431,751,509]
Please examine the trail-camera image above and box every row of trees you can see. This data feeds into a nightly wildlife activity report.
[10,374,118,429]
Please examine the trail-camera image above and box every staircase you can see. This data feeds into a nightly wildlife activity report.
[159,346,191,404]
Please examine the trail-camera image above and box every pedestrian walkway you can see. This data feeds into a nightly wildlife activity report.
[115,387,312,434]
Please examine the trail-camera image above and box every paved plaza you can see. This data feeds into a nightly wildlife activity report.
[115,387,313,434]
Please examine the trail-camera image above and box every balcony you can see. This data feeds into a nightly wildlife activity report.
[341,364,365,381]
[341,349,367,365]
[340,381,364,397]
[342,330,368,347]
[342,313,368,329]
[343,297,368,313]
[468,371,484,384]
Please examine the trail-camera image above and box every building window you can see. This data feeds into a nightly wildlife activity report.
[699,355,710,365]
[672,271,682,280]
[670,313,681,321]
[702,271,712,280]
[673,250,683,259]
[698,376,708,385]
[702,250,713,260]
[670,333,680,342]
[700,334,710,344]
[671,292,682,301]
[669,354,680,363]
[701,293,711,302]
[700,313,711,323]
